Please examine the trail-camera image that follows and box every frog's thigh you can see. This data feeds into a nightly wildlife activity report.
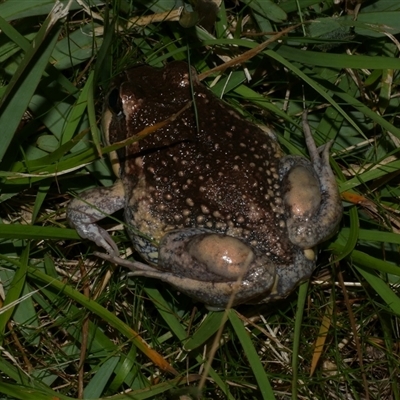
[284,165,321,219]
[113,228,276,307]
[159,228,256,280]
[281,161,322,251]
[281,155,342,249]
[67,180,125,255]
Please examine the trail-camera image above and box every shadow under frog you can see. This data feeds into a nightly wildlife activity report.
[67,61,342,309]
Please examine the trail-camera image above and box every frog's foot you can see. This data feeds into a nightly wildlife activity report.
[74,222,120,255]
[279,112,343,249]
[129,267,277,309]
[94,251,156,272]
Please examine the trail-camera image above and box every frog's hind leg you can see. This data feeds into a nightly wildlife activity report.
[279,113,343,250]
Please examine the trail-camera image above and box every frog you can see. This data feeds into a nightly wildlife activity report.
[67,61,342,309]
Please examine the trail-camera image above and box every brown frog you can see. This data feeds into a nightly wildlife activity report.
[67,61,342,309]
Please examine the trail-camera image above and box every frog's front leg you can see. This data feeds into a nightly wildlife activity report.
[67,180,125,255]
[280,113,343,250]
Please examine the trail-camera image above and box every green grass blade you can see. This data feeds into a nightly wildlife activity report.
[0,14,62,161]
[229,310,275,400]
[0,224,80,241]
[0,244,29,341]
[184,311,225,350]
[356,266,400,316]
[83,356,120,398]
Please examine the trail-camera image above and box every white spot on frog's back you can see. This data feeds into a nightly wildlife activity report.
[247,201,264,221]
[128,179,169,242]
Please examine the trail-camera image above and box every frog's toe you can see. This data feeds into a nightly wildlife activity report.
[67,205,119,255]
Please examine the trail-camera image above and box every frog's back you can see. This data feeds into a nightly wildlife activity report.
[107,62,295,265]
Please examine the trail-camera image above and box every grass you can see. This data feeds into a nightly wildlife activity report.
[0,0,400,399]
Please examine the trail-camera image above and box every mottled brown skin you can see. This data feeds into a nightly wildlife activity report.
[111,63,293,263]
[67,61,342,309]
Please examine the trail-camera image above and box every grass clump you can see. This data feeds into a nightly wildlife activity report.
[0,0,399,399]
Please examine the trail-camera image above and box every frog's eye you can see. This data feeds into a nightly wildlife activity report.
[107,88,123,117]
